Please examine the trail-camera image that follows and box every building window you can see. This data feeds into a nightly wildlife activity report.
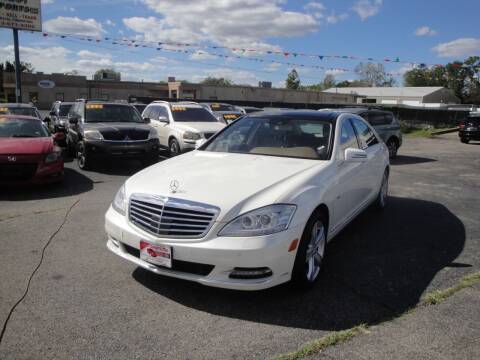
[56,93,64,101]
[362,98,376,104]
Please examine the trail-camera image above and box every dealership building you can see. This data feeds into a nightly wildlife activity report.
[0,72,357,109]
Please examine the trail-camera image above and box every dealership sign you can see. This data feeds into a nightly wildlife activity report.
[38,80,55,89]
[0,0,42,32]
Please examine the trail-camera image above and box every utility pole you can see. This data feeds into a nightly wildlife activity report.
[13,29,22,103]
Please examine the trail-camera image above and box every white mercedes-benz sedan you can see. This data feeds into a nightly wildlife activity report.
[105,110,389,290]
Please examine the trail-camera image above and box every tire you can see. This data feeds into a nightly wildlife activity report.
[460,138,469,144]
[386,138,398,158]
[291,210,327,289]
[374,170,389,210]
[169,138,181,157]
[77,141,92,170]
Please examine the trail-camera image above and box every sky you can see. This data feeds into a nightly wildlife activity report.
[0,0,479,87]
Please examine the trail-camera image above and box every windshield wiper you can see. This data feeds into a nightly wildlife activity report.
[11,134,39,138]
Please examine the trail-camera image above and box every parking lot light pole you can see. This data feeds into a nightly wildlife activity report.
[13,29,22,104]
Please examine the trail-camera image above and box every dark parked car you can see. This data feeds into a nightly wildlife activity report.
[0,115,64,185]
[65,100,160,170]
[320,107,402,158]
[45,101,74,133]
[459,114,480,143]
[0,103,42,119]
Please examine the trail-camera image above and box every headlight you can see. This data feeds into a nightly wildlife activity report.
[112,184,126,215]
[148,128,157,139]
[218,204,296,237]
[84,130,103,141]
[183,131,201,140]
[45,151,62,164]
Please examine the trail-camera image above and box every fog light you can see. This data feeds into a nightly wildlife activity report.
[111,237,120,247]
[229,267,273,280]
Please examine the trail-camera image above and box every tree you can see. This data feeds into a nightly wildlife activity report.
[404,56,480,103]
[354,62,392,87]
[0,61,34,73]
[335,80,370,88]
[200,77,233,86]
[285,69,300,89]
[93,68,121,81]
[322,74,336,89]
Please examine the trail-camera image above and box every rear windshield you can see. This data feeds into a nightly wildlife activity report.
[209,103,237,112]
[0,107,38,117]
[171,106,218,122]
[59,104,72,117]
[85,104,144,123]
[0,117,50,138]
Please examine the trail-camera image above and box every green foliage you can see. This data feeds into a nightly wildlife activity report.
[285,69,301,89]
[93,68,121,81]
[404,56,480,104]
[0,60,34,73]
[200,77,233,86]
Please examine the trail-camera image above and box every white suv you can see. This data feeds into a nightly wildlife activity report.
[142,101,225,156]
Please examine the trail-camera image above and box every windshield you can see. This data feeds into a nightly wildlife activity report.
[85,104,144,123]
[171,106,218,122]
[134,104,146,114]
[465,117,480,126]
[0,117,50,138]
[59,104,72,117]
[209,103,237,112]
[202,116,332,160]
[0,107,38,117]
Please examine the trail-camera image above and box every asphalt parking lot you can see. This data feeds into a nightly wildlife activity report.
[0,133,479,360]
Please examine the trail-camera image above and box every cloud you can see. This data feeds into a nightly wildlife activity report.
[304,1,326,19]
[0,45,72,74]
[42,0,54,4]
[124,0,318,51]
[105,19,116,27]
[432,38,480,58]
[189,51,217,61]
[43,16,105,36]
[352,0,383,21]
[77,50,112,59]
[415,26,436,37]
[325,69,347,76]
[191,68,259,86]
[326,12,349,24]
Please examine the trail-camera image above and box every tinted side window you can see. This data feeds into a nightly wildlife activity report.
[368,112,391,126]
[351,118,379,149]
[157,106,169,119]
[340,120,359,151]
[143,107,151,118]
[149,106,160,120]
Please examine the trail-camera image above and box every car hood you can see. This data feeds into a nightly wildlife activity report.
[0,137,53,155]
[126,151,326,222]
[83,122,151,131]
[173,122,225,134]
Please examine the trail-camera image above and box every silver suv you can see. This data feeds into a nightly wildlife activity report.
[321,107,402,158]
[141,101,226,156]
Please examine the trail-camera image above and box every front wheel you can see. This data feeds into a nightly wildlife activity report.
[291,211,327,289]
[169,138,181,157]
[460,138,469,144]
[77,141,93,170]
[374,170,389,210]
[386,139,398,158]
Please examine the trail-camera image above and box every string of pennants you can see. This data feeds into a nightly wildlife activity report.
[37,31,479,77]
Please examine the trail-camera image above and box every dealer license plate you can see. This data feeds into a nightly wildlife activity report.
[140,241,172,268]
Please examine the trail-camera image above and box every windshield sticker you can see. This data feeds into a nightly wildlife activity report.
[86,104,104,110]
[0,108,9,113]
[171,106,187,111]
[211,104,221,109]
[223,114,239,119]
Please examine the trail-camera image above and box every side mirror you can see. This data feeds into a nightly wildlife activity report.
[143,117,151,124]
[158,116,169,123]
[43,116,51,123]
[68,116,79,125]
[53,132,65,143]
[344,148,367,162]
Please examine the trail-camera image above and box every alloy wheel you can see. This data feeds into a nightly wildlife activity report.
[305,220,326,282]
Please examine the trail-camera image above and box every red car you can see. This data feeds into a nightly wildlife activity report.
[0,115,64,185]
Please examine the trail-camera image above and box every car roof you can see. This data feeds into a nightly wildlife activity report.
[79,100,133,107]
[0,115,42,120]
[248,109,339,122]
[324,107,392,114]
[2,103,37,108]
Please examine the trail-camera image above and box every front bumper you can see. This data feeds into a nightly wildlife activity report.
[85,139,160,159]
[0,160,64,186]
[105,206,301,290]
[459,130,480,140]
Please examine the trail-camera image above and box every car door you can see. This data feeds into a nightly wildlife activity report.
[351,117,384,203]
[330,117,366,232]
[67,103,81,145]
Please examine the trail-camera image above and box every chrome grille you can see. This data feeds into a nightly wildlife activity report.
[129,194,219,238]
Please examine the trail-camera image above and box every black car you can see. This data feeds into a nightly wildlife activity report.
[66,100,160,170]
[46,101,74,133]
[459,114,480,144]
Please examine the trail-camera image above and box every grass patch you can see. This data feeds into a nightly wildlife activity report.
[271,325,368,360]
[423,272,480,305]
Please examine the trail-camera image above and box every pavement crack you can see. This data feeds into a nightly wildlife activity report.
[0,198,81,346]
